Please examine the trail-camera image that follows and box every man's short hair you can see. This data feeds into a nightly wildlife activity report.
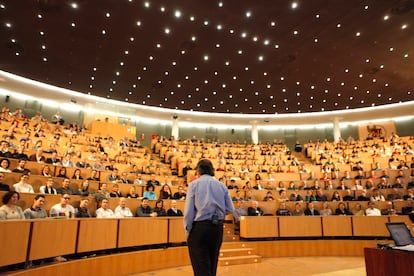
[34,194,45,200]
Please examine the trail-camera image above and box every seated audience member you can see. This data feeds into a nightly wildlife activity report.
[365,201,381,216]
[276,202,291,216]
[61,155,75,168]
[263,190,275,201]
[12,141,28,159]
[305,190,317,202]
[77,180,91,196]
[232,190,244,202]
[56,178,76,195]
[377,177,391,189]
[167,200,183,216]
[159,184,172,200]
[0,172,10,191]
[76,157,91,169]
[315,189,328,201]
[56,167,68,178]
[391,178,404,189]
[126,186,140,198]
[304,202,320,216]
[227,179,239,190]
[365,179,374,190]
[291,202,304,216]
[75,198,92,218]
[45,151,61,165]
[143,184,157,200]
[336,179,349,190]
[114,197,134,218]
[289,189,303,201]
[39,177,58,194]
[381,201,397,215]
[0,140,13,158]
[119,172,131,184]
[352,203,365,216]
[244,190,256,201]
[351,179,364,191]
[404,189,414,201]
[0,191,25,219]
[335,202,353,215]
[147,174,160,186]
[370,188,385,201]
[95,198,115,218]
[96,183,110,200]
[387,188,403,201]
[29,147,46,163]
[72,168,83,180]
[40,165,52,177]
[106,168,121,183]
[247,200,264,216]
[342,189,354,201]
[153,199,167,216]
[277,190,289,202]
[173,185,187,200]
[86,169,100,181]
[0,157,11,172]
[12,159,31,174]
[133,173,147,185]
[357,190,370,201]
[319,201,333,216]
[13,173,34,193]
[109,183,123,197]
[24,194,48,219]
[182,160,193,178]
[136,197,157,217]
[50,194,75,218]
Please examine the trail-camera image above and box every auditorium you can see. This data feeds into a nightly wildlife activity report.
[0,1,414,275]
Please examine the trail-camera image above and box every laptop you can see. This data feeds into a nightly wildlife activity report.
[385,222,414,251]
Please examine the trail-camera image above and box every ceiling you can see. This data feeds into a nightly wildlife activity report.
[0,0,413,116]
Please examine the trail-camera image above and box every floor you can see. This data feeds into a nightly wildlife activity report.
[131,256,366,276]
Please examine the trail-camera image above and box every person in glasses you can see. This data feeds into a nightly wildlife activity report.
[50,194,75,218]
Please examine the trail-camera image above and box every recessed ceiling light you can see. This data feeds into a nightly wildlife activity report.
[291,2,298,9]
[175,10,182,18]
[71,2,78,9]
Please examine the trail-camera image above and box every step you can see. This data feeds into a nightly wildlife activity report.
[223,235,240,242]
[218,255,262,266]
[220,247,255,257]
[221,242,252,249]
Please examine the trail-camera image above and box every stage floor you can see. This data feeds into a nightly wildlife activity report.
[132,256,365,276]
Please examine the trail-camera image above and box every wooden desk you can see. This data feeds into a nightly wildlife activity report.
[168,217,186,243]
[117,218,168,248]
[322,216,353,237]
[239,216,278,238]
[29,219,78,260]
[352,216,389,237]
[0,220,31,266]
[365,247,414,276]
[279,216,322,237]
[76,218,118,253]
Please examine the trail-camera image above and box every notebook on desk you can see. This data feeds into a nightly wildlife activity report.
[386,222,414,251]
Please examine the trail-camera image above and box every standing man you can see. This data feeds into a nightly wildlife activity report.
[184,159,234,276]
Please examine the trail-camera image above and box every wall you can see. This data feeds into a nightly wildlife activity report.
[0,95,84,127]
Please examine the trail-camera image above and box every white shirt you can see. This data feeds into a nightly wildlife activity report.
[96,207,115,218]
[365,207,381,216]
[114,206,134,218]
[50,203,75,218]
[13,182,34,193]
